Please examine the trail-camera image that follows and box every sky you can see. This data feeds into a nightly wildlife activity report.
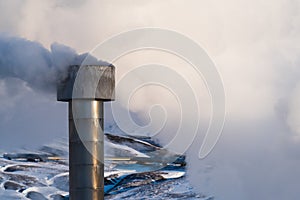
[0,0,300,199]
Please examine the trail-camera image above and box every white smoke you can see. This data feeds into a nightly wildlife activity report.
[0,34,70,92]
[0,32,108,150]
[0,33,108,93]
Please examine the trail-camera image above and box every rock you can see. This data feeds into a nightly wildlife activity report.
[0,188,27,199]
[105,134,160,153]
[50,193,69,200]
[4,165,39,173]
[3,181,26,191]
[26,191,47,200]
[3,153,48,162]
[6,173,45,187]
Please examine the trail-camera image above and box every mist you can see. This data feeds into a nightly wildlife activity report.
[0,0,300,199]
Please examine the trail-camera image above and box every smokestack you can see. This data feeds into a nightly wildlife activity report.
[57,65,115,200]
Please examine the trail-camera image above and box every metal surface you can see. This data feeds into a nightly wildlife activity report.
[57,65,115,102]
[57,65,115,200]
[69,100,104,200]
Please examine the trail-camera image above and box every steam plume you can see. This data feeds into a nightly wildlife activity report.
[0,33,107,93]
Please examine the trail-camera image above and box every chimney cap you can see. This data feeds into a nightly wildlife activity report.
[57,65,115,102]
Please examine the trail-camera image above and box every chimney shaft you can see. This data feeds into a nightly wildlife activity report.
[69,100,104,199]
[57,65,115,200]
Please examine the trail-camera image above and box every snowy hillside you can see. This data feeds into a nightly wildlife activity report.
[0,134,210,199]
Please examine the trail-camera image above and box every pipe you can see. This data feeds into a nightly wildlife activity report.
[69,100,104,199]
[57,65,115,200]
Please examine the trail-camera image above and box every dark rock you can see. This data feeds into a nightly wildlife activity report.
[6,173,45,187]
[105,133,160,153]
[3,181,26,191]
[3,153,49,162]
[4,165,39,172]
[26,191,48,200]
[106,171,165,194]
[50,194,69,200]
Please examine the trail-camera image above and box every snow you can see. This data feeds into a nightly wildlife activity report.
[0,134,205,199]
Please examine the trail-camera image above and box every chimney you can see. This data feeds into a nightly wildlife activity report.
[57,65,115,200]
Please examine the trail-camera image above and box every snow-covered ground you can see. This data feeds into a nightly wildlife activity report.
[0,134,209,199]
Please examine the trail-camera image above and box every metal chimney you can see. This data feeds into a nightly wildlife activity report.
[57,65,115,200]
